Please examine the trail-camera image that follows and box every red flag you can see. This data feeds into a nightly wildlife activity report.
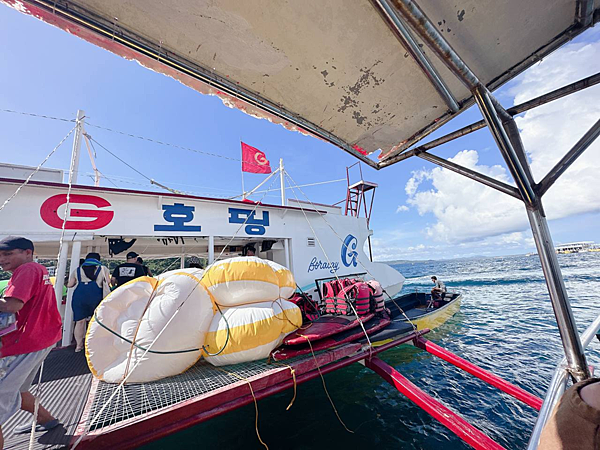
[241,142,271,174]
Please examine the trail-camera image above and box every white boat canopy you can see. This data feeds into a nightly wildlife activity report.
[3,0,598,168]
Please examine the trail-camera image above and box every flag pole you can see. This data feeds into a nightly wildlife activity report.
[279,158,285,206]
[240,140,246,199]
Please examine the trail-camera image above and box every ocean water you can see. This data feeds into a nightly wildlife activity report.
[143,253,600,450]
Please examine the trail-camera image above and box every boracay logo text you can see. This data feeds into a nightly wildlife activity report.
[307,257,340,274]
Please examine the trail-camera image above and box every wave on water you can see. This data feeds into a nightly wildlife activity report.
[144,252,600,450]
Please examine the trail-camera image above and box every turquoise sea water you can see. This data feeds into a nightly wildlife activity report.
[144,253,600,449]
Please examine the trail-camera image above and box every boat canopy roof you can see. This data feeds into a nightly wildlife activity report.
[5,0,598,168]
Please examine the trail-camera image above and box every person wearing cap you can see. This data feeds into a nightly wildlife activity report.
[188,256,203,269]
[0,236,62,443]
[66,253,111,352]
[111,251,147,288]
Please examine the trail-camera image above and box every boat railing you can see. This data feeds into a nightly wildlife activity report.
[527,311,600,450]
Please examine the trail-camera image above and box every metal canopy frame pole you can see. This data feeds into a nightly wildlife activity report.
[372,0,459,112]
[380,69,600,169]
[537,117,600,196]
[473,88,537,205]
[576,0,596,26]
[415,150,521,200]
[390,0,480,90]
[476,88,592,381]
[389,0,591,381]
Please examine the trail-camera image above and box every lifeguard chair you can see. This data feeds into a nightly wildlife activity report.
[344,162,377,260]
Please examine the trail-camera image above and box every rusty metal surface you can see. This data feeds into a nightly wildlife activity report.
[3,347,92,450]
[2,0,596,163]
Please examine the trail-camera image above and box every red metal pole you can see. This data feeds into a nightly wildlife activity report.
[365,357,506,450]
[413,337,542,410]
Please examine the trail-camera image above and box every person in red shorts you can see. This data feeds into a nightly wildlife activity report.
[0,236,63,446]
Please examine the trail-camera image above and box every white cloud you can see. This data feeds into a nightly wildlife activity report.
[514,41,600,220]
[371,231,536,261]
[406,150,524,243]
[403,38,600,245]
[396,205,409,213]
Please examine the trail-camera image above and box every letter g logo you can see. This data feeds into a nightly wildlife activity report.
[341,234,358,268]
[40,194,114,230]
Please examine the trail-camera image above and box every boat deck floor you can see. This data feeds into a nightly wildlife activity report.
[4,347,92,450]
[5,328,423,449]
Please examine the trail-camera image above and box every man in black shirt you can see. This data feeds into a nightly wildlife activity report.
[111,252,146,288]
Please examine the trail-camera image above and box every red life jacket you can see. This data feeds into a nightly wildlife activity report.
[366,279,385,313]
[324,279,372,316]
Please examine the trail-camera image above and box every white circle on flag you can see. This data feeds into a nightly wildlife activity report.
[255,152,268,165]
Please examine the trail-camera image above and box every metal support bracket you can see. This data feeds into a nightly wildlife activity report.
[372,0,459,112]
[379,72,600,168]
[537,117,600,196]
[390,0,480,90]
[473,86,538,207]
[415,150,522,200]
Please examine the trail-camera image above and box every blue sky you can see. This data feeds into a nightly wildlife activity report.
[1,6,600,261]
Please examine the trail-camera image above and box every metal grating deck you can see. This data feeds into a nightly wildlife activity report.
[86,355,307,432]
[3,347,92,450]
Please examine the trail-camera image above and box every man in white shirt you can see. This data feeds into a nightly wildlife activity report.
[431,276,446,300]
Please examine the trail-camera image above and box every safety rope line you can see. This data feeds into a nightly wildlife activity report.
[265,357,300,410]
[28,361,45,450]
[215,367,269,450]
[154,174,281,278]
[300,336,354,434]
[285,175,374,355]
[86,122,271,170]
[0,126,76,213]
[86,135,181,194]
[284,171,417,331]
[87,170,243,197]
[26,123,81,447]
[122,279,163,380]
[0,108,75,123]
[74,174,281,446]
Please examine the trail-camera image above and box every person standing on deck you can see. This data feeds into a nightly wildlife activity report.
[431,276,446,300]
[0,236,62,445]
[136,256,153,277]
[243,244,256,257]
[66,253,111,352]
[188,256,204,269]
[111,251,146,288]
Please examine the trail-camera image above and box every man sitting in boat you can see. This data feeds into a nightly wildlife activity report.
[0,236,62,444]
[431,276,446,301]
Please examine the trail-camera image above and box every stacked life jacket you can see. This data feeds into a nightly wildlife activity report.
[366,279,385,313]
[289,292,320,323]
[323,278,371,316]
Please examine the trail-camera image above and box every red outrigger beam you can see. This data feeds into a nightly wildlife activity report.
[366,357,506,450]
[413,336,543,410]
[365,336,543,450]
